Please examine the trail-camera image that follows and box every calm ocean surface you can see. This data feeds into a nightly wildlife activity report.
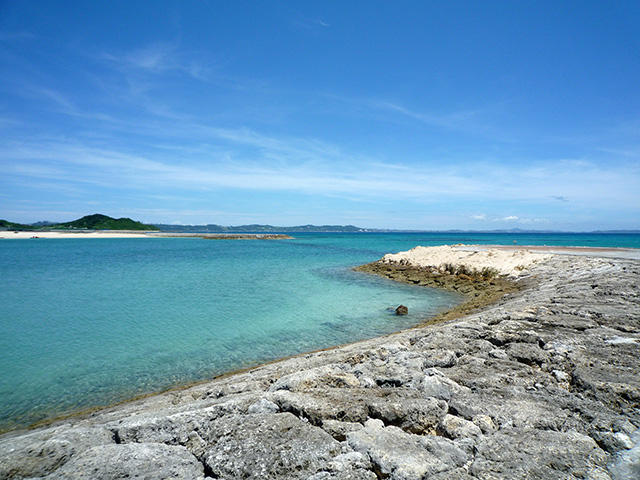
[1,232,639,432]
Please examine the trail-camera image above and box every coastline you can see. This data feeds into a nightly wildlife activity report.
[0,231,293,240]
[1,246,639,479]
[0,230,154,239]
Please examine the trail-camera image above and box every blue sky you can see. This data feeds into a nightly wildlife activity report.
[1,1,639,230]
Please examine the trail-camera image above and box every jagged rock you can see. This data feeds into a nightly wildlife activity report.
[270,389,369,425]
[320,419,364,441]
[366,392,448,435]
[0,426,114,479]
[472,414,497,433]
[202,413,342,479]
[269,365,359,391]
[40,443,204,480]
[347,420,467,480]
[470,428,608,479]
[108,394,257,446]
[409,368,470,401]
[608,432,640,480]
[423,349,458,368]
[395,305,408,315]
[352,351,425,387]
[438,414,482,439]
[247,398,280,414]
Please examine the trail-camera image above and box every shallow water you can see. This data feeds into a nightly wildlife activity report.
[1,232,638,432]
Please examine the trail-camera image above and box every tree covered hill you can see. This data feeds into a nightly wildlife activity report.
[0,214,159,231]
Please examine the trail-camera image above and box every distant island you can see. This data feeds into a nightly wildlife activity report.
[0,214,160,231]
[152,223,371,233]
[2,215,639,234]
[153,224,640,234]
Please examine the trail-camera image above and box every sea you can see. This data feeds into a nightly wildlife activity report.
[1,231,639,432]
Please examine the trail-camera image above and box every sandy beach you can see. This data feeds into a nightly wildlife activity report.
[0,231,294,240]
[0,231,153,239]
[1,245,638,479]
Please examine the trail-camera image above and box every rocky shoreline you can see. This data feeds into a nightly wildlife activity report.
[1,249,639,479]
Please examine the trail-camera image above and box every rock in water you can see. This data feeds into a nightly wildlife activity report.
[395,305,408,315]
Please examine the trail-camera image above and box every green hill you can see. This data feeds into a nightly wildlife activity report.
[0,219,34,230]
[0,214,159,231]
[58,214,159,231]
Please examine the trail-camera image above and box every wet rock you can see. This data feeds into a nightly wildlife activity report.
[395,305,408,315]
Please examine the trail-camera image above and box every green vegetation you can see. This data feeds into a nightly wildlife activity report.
[0,214,159,231]
[440,263,499,279]
[0,220,35,230]
[57,214,159,231]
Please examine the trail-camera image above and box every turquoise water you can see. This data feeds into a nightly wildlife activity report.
[1,232,639,432]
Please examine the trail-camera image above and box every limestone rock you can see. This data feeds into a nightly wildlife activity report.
[470,428,608,479]
[438,414,482,439]
[269,365,359,392]
[0,426,114,479]
[202,413,342,479]
[347,423,467,480]
[423,349,458,368]
[40,443,204,480]
[320,419,364,441]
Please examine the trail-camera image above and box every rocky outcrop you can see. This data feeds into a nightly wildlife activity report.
[1,252,638,479]
[395,305,408,315]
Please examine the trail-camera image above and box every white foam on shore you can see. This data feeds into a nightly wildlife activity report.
[381,245,552,277]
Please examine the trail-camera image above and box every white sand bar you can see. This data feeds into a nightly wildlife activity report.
[0,231,153,239]
[381,244,553,277]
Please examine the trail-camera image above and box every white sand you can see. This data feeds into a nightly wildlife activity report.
[381,244,553,277]
[0,231,153,239]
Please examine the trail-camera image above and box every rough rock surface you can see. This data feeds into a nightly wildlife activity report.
[1,251,639,479]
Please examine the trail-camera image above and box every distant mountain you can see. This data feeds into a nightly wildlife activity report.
[57,214,159,231]
[0,219,34,230]
[153,223,371,233]
[0,214,159,231]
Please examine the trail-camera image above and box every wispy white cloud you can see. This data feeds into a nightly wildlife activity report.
[2,131,639,214]
[293,17,331,30]
[30,87,78,112]
[0,31,38,42]
[102,42,211,80]
[375,101,482,130]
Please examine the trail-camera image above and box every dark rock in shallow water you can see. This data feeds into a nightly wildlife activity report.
[395,305,408,315]
[1,252,639,479]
